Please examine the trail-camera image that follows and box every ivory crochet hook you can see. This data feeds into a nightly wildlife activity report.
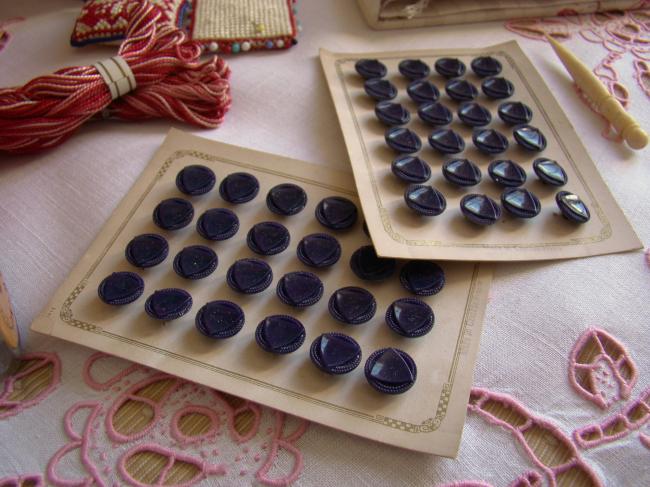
[545,34,648,150]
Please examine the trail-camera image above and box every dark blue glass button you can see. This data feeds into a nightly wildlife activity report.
[355,59,387,79]
[364,78,397,101]
[219,172,259,204]
[255,315,305,354]
[498,101,533,125]
[399,260,445,296]
[501,188,541,218]
[471,56,502,77]
[407,79,439,104]
[442,158,482,187]
[460,194,501,225]
[533,158,567,186]
[398,59,430,80]
[374,101,410,126]
[391,155,431,183]
[195,300,244,339]
[328,286,377,325]
[418,102,453,126]
[247,221,290,255]
[365,348,417,394]
[472,129,509,154]
[226,258,273,294]
[482,77,514,99]
[153,198,194,230]
[428,128,465,154]
[276,271,323,307]
[297,233,341,268]
[173,245,218,280]
[385,127,421,153]
[315,196,358,230]
[513,124,547,152]
[350,245,396,281]
[310,333,361,375]
[196,208,239,241]
[458,102,492,127]
[266,183,307,216]
[175,165,216,196]
[445,79,478,102]
[556,191,590,223]
[145,288,192,320]
[404,184,446,216]
[98,272,144,305]
[385,298,434,338]
[434,57,466,78]
[488,160,527,187]
[125,234,169,268]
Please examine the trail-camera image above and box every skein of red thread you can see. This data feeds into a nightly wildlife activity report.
[0,1,231,154]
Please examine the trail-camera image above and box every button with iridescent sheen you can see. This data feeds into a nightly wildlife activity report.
[513,124,547,152]
[328,286,377,325]
[391,155,431,183]
[471,56,502,77]
[398,59,430,80]
[364,78,397,101]
[276,271,323,307]
[145,288,192,320]
[488,160,527,187]
[98,272,144,305]
[445,79,478,101]
[266,183,307,215]
[404,184,446,216]
[153,198,194,230]
[125,234,169,268]
[460,194,501,226]
[375,101,410,126]
[195,300,244,339]
[498,101,533,125]
[175,165,216,196]
[442,158,482,187]
[482,77,514,99]
[226,258,273,294]
[310,333,362,375]
[315,196,358,230]
[556,191,590,223]
[196,208,239,241]
[247,221,290,255]
[434,57,466,78]
[407,79,439,104]
[399,260,445,296]
[296,233,341,268]
[219,172,259,204]
[418,102,453,126]
[365,348,417,394]
[350,245,396,281]
[255,315,305,354]
[173,245,218,280]
[355,59,387,79]
[385,127,421,153]
[458,102,492,127]
[472,128,509,154]
[501,188,541,219]
[385,298,434,338]
[533,158,567,186]
[428,128,465,154]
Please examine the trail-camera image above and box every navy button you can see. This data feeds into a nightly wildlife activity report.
[556,191,590,223]
[276,271,324,307]
[173,245,218,280]
[482,77,514,99]
[404,184,446,216]
[375,101,410,126]
[196,208,239,241]
[458,102,492,127]
[472,128,509,154]
[175,165,216,196]
[460,194,501,225]
[391,155,431,183]
[255,315,305,354]
[219,172,259,204]
[310,333,362,375]
[98,272,144,305]
[418,102,453,126]
[226,258,273,294]
[350,245,396,281]
[385,127,422,153]
[355,59,387,79]
[297,233,341,268]
[328,286,377,325]
[195,300,244,339]
[364,78,397,101]
[398,59,430,80]
[434,57,466,78]
[442,158,482,187]
[125,234,169,268]
[315,196,358,230]
[407,79,439,104]
[488,160,527,187]
[145,288,192,320]
[385,298,434,338]
[153,198,194,230]
[399,260,445,296]
[428,128,465,154]
[501,188,541,218]
[445,79,478,101]
[247,221,290,255]
[365,348,417,394]
[471,56,502,77]
[513,124,547,152]
[533,158,567,186]
[266,183,307,216]
[498,101,533,125]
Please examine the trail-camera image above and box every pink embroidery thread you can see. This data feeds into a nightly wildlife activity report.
[83,352,143,391]
[509,471,543,487]
[438,483,493,487]
[0,475,44,487]
[212,391,261,443]
[170,404,220,446]
[640,432,650,449]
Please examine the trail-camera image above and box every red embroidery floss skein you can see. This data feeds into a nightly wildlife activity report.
[0,1,231,154]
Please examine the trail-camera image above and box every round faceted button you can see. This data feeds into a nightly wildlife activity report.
[404,184,446,216]
[125,234,169,268]
[533,158,567,186]
[407,79,439,104]
[195,300,244,339]
[398,59,430,80]
[445,79,478,102]
[310,333,362,375]
[98,272,144,305]
[219,172,259,204]
[385,298,434,338]
[145,288,192,320]
[355,59,387,79]
[315,196,358,230]
[196,208,239,241]
[472,128,509,154]
[391,155,431,183]
[266,183,307,215]
[498,101,533,125]
[296,233,341,268]
[501,188,542,219]
[365,348,417,395]
[488,160,527,187]
[418,102,453,126]
[460,194,501,226]
[226,258,273,294]
[385,127,422,153]
[350,245,396,281]
[247,221,290,255]
[175,165,216,196]
[482,77,514,99]
[457,102,492,127]
[428,128,465,154]
[328,286,377,325]
[471,56,502,77]
[399,260,445,296]
[434,57,466,78]
[173,245,218,280]
[276,271,324,307]
[556,191,591,224]
[513,124,547,152]
[153,198,194,230]
[374,101,410,126]
[442,158,482,187]
[364,78,397,101]
[255,315,305,354]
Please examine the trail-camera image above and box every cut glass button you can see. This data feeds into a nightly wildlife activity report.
[533,158,567,186]
[488,159,527,187]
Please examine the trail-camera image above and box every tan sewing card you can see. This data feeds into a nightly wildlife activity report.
[32,129,492,457]
[320,41,642,261]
